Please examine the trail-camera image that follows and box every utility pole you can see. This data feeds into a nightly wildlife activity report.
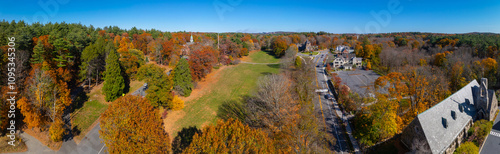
[217,33,219,50]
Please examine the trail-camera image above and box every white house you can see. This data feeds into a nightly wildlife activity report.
[333,57,346,68]
[343,64,353,70]
[333,53,363,69]
[352,57,363,66]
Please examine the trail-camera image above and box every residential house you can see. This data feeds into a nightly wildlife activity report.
[332,53,362,69]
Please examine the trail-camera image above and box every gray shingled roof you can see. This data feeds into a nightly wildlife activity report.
[417,80,479,154]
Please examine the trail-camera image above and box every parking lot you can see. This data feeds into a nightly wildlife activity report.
[334,69,386,98]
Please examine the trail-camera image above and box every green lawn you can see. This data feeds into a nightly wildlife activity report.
[71,80,145,141]
[249,50,280,63]
[172,51,280,135]
[71,100,107,140]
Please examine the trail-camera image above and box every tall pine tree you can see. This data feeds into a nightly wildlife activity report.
[31,40,45,64]
[173,58,193,97]
[52,38,73,68]
[103,47,125,102]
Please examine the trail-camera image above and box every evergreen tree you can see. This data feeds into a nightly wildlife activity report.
[31,40,45,64]
[53,38,72,68]
[173,58,193,97]
[137,64,173,108]
[103,48,125,102]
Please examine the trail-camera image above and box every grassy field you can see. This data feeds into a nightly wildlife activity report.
[248,50,281,63]
[71,100,107,140]
[71,80,145,142]
[170,51,280,136]
[305,51,320,55]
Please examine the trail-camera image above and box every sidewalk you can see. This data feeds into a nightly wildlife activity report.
[330,97,361,154]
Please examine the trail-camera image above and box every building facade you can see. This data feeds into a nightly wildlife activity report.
[401,78,498,154]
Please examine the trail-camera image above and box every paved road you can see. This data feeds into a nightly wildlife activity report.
[14,123,107,154]
[311,50,350,153]
[479,110,500,154]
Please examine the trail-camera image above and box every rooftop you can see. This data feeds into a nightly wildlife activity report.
[417,80,479,153]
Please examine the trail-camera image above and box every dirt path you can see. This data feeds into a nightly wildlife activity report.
[239,61,279,64]
[163,65,230,137]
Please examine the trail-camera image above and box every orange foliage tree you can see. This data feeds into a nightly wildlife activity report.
[17,65,71,141]
[271,36,288,57]
[132,32,153,55]
[189,46,216,81]
[184,118,275,153]
[100,95,171,154]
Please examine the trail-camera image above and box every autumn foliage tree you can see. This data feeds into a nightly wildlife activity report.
[271,36,288,57]
[17,65,71,141]
[184,118,275,153]
[100,95,171,154]
[454,142,479,154]
[189,46,216,81]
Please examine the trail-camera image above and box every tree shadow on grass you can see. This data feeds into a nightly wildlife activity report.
[261,72,273,76]
[70,86,89,113]
[267,64,281,69]
[216,100,247,122]
[262,49,281,59]
[172,126,202,154]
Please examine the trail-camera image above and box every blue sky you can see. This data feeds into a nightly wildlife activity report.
[1,0,499,33]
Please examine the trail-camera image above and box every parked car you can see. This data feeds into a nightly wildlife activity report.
[325,94,334,100]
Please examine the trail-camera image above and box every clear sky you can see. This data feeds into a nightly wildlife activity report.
[1,0,499,33]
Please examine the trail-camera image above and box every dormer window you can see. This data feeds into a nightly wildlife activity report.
[451,110,456,120]
[442,117,448,128]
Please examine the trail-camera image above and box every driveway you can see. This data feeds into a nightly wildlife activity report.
[13,123,107,154]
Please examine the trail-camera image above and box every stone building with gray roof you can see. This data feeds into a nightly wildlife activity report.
[401,78,498,154]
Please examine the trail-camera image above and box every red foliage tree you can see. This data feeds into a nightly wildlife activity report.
[189,46,217,81]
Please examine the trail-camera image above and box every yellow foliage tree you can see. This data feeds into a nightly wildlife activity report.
[100,95,171,154]
[49,118,65,142]
[366,61,372,70]
[171,95,184,111]
[184,118,276,153]
[18,65,71,140]
[434,52,447,67]
[480,58,498,72]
